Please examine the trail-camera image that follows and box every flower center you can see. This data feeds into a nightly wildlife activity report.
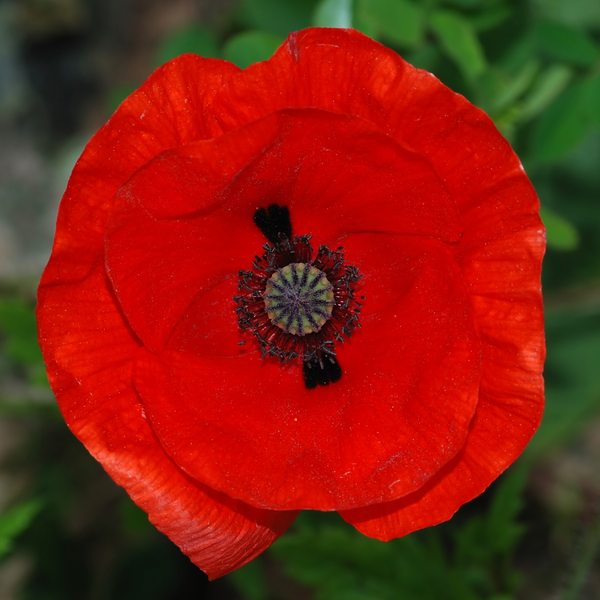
[264,263,334,336]
[235,204,363,389]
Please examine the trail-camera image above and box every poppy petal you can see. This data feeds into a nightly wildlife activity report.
[210,26,545,530]
[37,265,298,578]
[212,28,542,253]
[36,53,297,577]
[42,54,240,291]
[105,108,460,353]
[338,199,544,539]
[132,232,481,511]
[338,385,543,539]
[38,26,545,564]
[213,28,402,132]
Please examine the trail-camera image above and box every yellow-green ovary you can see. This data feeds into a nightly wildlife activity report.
[264,263,334,336]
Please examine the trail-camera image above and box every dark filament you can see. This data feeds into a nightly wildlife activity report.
[303,355,343,389]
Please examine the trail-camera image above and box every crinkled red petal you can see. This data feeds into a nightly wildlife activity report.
[37,56,301,578]
[132,232,480,511]
[208,27,545,532]
[43,55,239,288]
[37,265,297,578]
[339,353,543,538]
[38,27,545,548]
[105,108,460,353]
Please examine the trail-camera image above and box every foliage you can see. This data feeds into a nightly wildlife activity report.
[0,299,44,372]
[155,25,220,66]
[223,31,284,69]
[0,297,48,390]
[255,464,529,600]
[0,499,43,560]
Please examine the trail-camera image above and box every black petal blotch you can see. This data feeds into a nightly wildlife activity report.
[254,204,293,245]
[303,356,343,389]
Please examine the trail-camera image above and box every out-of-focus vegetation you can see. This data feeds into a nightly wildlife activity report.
[1,0,599,598]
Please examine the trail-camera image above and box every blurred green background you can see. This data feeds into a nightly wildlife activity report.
[1,0,600,598]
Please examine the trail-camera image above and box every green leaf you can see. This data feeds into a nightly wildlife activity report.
[531,81,590,163]
[352,0,378,38]
[430,10,487,80]
[271,514,479,600]
[450,465,528,598]
[0,298,43,367]
[540,206,580,251]
[530,0,600,30]
[239,0,320,37]
[0,499,43,560]
[313,0,352,27]
[586,71,600,130]
[357,0,424,47]
[536,20,599,67]
[468,5,512,32]
[155,25,219,66]
[106,84,137,115]
[443,0,483,7]
[405,44,440,72]
[223,31,284,70]
[227,559,268,600]
[530,312,600,453]
[490,60,539,114]
[519,64,572,122]
[500,32,537,75]
[485,463,528,555]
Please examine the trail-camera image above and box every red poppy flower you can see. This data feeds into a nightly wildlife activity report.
[37,28,545,579]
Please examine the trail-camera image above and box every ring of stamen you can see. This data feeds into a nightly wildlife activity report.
[234,226,363,388]
[264,263,334,336]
